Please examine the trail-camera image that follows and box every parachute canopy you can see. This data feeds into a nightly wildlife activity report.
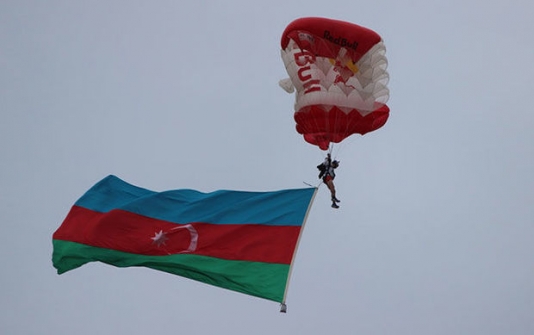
[280,17,390,150]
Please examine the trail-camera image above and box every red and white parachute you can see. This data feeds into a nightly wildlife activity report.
[280,17,390,150]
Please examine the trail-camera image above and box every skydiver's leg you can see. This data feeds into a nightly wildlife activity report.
[326,180,339,200]
[326,180,339,208]
[326,180,335,198]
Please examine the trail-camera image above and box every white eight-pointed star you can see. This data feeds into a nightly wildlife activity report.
[151,230,169,247]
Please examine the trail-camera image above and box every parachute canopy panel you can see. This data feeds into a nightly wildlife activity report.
[280,17,390,150]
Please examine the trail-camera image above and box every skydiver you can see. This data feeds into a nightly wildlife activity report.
[317,154,341,208]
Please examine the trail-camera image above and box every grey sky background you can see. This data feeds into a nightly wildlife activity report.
[2,1,533,334]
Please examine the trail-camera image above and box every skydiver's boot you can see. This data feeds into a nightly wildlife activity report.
[331,201,339,209]
[332,196,340,203]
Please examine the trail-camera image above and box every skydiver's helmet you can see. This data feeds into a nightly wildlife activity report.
[332,160,340,168]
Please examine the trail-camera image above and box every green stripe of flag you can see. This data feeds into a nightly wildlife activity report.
[53,240,289,302]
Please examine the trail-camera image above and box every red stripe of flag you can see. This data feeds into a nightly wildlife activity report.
[53,206,301,264]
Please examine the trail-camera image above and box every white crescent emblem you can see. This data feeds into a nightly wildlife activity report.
[170,224,198,253]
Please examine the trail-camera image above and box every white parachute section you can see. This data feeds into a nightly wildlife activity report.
[280,39,390,116]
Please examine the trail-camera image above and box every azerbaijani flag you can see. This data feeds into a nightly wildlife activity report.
[52,175,316,306]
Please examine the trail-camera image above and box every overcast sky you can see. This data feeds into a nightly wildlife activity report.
[2,1,534,334]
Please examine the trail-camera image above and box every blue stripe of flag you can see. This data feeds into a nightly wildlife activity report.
[74,175,316,226]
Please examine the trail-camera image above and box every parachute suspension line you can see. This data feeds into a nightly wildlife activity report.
[328,134,353,162]
[329,142,341,162]
[326,142,342,164]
